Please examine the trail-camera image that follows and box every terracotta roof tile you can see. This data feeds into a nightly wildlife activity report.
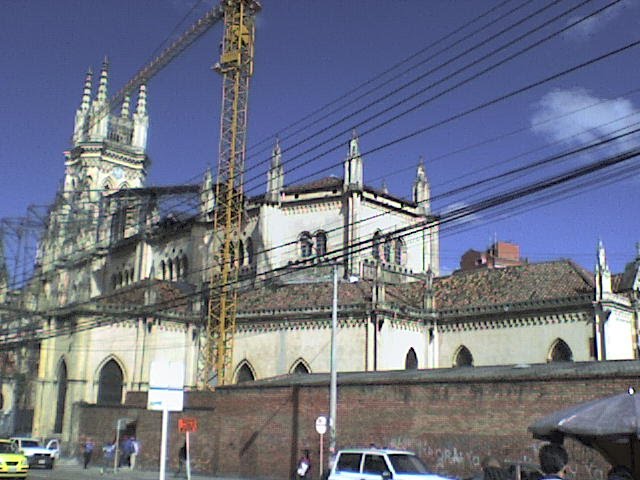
[432,260,593,310]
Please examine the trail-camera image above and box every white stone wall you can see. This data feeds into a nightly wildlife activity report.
[604,309,634,360]
[438,316,593,367]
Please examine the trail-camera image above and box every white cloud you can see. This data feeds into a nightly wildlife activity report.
[565,0,635,38]
[531,88,640,153]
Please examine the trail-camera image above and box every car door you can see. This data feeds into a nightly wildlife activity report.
[46,439,60,459]
[331,452,363,480]
[361,453,391,480]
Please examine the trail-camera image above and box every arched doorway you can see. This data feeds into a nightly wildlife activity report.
[54,360,68,433]
[97,359,124,405]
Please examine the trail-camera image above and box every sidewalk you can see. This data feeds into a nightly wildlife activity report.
[57,458,246,480]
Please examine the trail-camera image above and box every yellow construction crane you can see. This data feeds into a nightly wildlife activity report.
[206,0,260,386]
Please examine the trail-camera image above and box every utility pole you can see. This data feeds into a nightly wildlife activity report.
[329,262,338,462]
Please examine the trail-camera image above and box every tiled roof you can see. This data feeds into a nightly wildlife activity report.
[238,280,372,312]
[432,260,593,310]
[235,260,595,314]
[101,280,195,314]
[282,176,343,194]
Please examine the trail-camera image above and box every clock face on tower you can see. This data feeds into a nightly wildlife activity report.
[113,167,124,180]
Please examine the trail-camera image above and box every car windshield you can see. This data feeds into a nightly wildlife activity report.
[21,440,40,448]
[0,443,14,454]
[388,453,430,474]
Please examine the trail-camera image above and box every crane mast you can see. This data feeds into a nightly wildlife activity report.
[206,0,260,386]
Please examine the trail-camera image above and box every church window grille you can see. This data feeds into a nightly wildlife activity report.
[246,238,254,265]
[372,231,382,259]
[54,361,68,433]
[300,232,313,258]
[394,238,404,265]
[238,241,245,266]
[454,345,473,367]
[549,339,573,362]
[168,260,174,281]
[405,348,418,369]
[316,231,327,256]
[236,362,256,383]
[97,359,124,405]
[384,235,393,263]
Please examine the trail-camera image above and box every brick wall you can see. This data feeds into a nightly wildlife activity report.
[77,361,640,480]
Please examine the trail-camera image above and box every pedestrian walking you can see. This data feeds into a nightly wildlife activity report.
[101,440,115,475]
[129,437,140,470]
[82,437,95,469]
[296,449,311,479]
[175,442,187,477]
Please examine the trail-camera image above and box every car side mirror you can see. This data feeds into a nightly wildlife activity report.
[382,471,392,480]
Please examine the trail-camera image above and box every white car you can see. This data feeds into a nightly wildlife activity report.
[9,437,57,469]
[329,448,450,480]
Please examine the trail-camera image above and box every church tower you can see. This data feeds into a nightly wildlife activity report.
[412,157,430,214]
[266,139,284,203]
[64,59,150,198]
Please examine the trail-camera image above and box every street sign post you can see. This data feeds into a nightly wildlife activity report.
[148,360,185,480]
[178,417,198,480]
[316,415,328,478]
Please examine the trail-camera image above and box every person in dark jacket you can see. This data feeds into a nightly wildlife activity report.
[538,443,568,480]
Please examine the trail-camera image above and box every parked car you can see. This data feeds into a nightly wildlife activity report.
[0,439,29,479]
[9,437,56,469]
[329,448,450,480]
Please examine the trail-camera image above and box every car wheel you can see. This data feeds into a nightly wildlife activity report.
[47,459,55,469]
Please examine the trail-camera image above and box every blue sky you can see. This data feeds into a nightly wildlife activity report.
[1,0,640,275]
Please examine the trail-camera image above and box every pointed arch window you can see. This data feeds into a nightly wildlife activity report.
[168,259,174,281]
[161,261,166,280]
[175,257,182,279]
[549,339,573,362]
[182,255,189,278]
[291,359,311,375]
[229,241,236,268]
[246,238,254,265]
[97,359,124,405]
[300,232,313,258]
[236,362,256,383]
[454,345,474,367]
[372,231,382,260]
[238,240,245,267]
[316,231,327,257]
[384,235,393,263]
[394,238,404,265]
[54,360,68,433]
[405,348,418,369]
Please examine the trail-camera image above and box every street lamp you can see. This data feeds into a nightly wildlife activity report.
[329,262,358,468]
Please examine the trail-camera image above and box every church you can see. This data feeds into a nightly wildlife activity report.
[0,62,639,448]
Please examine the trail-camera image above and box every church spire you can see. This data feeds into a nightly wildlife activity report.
[344,130,363,190]
[266,138,284,203]
[73,68,93,144]
[595,239,612,299]
[120,95,131,118]
[413,156,430,214]
[96,57,109,103]
[89,57,110,140]
[132,84,149,150]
